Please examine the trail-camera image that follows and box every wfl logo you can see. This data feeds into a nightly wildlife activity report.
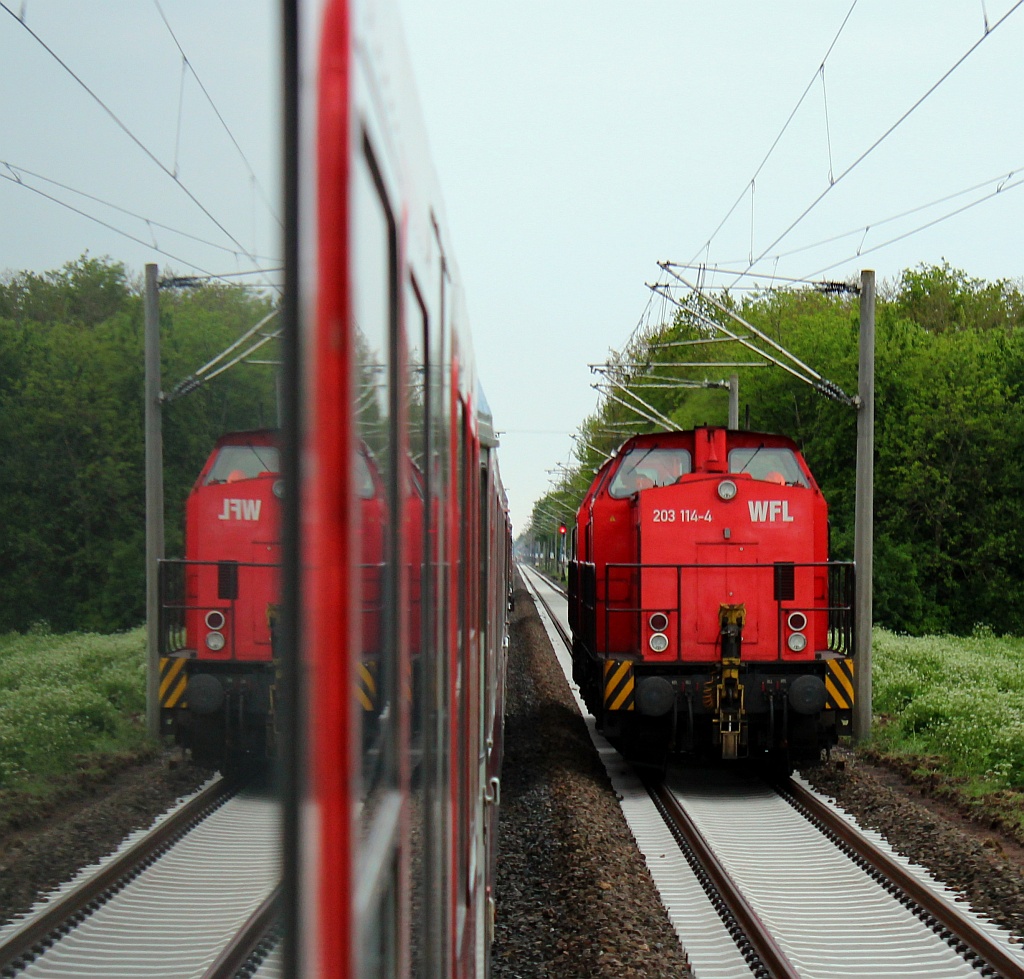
[219,499,262,521]
[748,500,794,523]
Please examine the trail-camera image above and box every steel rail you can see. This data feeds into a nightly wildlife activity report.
[201,884,281,979]
[649,781,801,979]
[0,776,236,974]
[523,565,567,598]
[781,778,1023,978]
[519,567,570,649]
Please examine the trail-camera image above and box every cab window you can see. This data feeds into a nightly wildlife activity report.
[608,447,692,498]
[204,444,279,484]
[728,447,809,487]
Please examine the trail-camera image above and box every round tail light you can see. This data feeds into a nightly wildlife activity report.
[649,612,669,632]
[787,611,807,631]
[205,610,226,630]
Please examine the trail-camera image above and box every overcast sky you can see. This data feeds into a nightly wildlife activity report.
[3,2,1022,529]
[0,2,281,285]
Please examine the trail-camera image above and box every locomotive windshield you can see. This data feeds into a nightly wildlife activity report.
[205,444,280,484]
[729,447,809,487]
[608,447,692,498]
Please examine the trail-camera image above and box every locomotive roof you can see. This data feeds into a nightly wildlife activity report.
[611,426,801,456]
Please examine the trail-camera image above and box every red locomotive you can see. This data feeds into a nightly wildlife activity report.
[568,426,854,769]
[283,0,513,975]
[159,429,281,767]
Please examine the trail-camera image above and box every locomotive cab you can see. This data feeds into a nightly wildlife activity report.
[569,427,854,769]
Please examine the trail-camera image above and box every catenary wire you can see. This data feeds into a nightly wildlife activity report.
[0,1,277,292]
[799,171,1024,280]
[0,170,219,278]
[662,163,1024,289]
[688,0,860,266]
[720,163,1024,267]
[733,0,1024,287]
[1,160,281,263]
[0,168,280,287]
[151,0,282,229]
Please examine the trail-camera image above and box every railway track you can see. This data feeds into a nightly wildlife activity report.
[520,563,1024,978]
[650,771,1022,977]
[0,776,281,979]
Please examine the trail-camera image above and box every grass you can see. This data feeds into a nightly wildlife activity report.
[868,625,1024,836]
[0,626,154,796]
[2,621,1023,832]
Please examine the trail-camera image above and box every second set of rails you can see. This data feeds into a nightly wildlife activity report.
[0,778,280,979]
[521,563,1024,979]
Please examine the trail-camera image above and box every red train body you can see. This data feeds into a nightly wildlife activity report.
[287,0,513,975]
[159,430,281,765]
[569,427,854,768]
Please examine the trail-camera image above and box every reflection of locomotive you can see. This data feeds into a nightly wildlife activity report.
[159,430,281,767]
[568,426,854,770]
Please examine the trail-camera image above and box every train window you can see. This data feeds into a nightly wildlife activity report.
[355,447,377,500]
[204,444,279,484]
[405,274,430,978]
[729,447,810,487]
[608,447,692,498]
[419,242,451,975]
[352,134,402,974]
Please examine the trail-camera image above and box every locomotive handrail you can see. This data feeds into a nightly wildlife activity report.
[158,558,281,658]
[592,559,854,661]
[568,560,598,657]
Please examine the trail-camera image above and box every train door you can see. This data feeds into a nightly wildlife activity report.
[477,445,504,972]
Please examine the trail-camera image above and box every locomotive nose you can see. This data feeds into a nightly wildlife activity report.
[788,674,827,715]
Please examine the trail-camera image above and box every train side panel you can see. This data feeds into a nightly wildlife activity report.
[297,1,510,976]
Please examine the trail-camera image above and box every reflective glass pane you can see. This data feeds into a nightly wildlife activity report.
[352,146,396,846]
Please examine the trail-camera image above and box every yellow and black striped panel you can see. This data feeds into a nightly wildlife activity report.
[825,658,855,710]
[358,661,378,712]
[160,656,188,710]
[603,659,635,712]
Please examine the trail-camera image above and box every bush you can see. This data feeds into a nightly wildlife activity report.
[872,628,1024,789]
[0,628,150,788]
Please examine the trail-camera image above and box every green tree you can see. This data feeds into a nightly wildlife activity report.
[0,256,278,633]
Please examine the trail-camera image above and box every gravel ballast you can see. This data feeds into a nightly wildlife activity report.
[492,579,694,977]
